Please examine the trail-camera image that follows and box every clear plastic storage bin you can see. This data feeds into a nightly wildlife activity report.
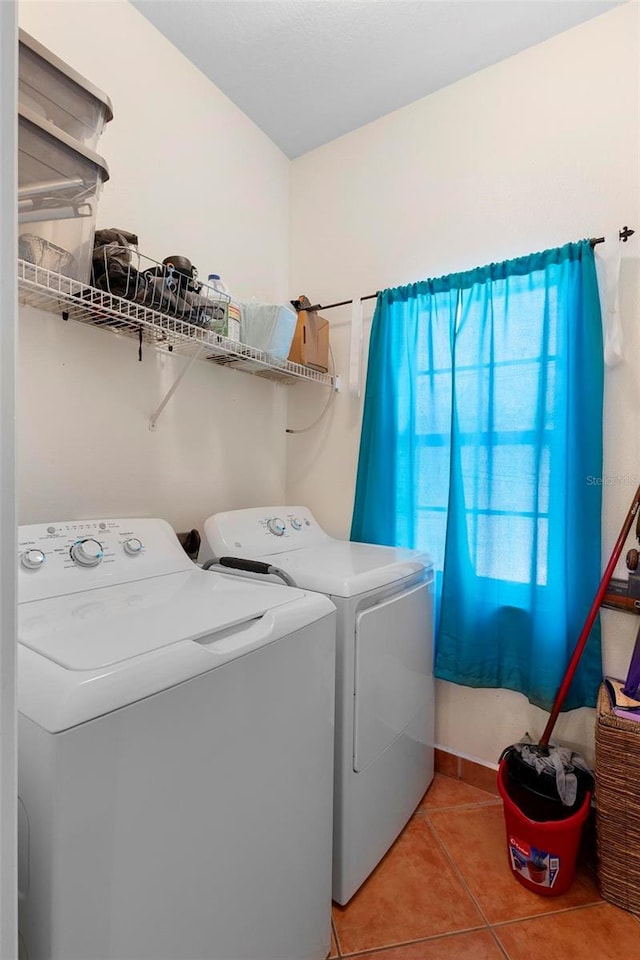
[18,106,110,284]
[19,29,113,149]
[239,303,298,359]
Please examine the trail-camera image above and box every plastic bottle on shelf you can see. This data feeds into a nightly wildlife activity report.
[207,273,230,296]
[207,273,240,342]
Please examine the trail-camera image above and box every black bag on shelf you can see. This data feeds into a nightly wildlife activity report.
[92,227,142,299]
[91,232,216,329]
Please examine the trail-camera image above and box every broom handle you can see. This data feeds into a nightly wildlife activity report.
[540,481,640,747]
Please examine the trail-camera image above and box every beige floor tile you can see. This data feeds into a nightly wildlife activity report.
[419,773,501,811]
[342,928,504,959]
[326,760,634,957]
[428,803,601,924]
[494,901,640,959]
[332,816,483,955]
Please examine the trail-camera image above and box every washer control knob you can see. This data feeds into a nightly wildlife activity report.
[290,517,303,530]
[70,538,103,567]
[123,537,144,557]
[267,517,286,537]
[21,549,45,571]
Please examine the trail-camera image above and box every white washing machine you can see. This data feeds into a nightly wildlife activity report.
[199,506,434,905]
[17,517,336,960]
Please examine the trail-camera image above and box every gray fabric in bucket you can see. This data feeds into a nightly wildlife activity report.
[506,734,593,807]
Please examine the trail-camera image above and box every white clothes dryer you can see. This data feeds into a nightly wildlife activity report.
[17,517,336,960]
[199,506,435,905]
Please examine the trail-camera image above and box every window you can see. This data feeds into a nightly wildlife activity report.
[352,242,603,710]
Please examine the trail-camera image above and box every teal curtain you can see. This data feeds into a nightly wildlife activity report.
[351,241,603,711]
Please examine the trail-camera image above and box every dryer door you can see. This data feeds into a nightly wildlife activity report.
[353,580,433,772]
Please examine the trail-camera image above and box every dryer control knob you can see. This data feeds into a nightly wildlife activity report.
[70,538,104,567]
[267,517,286,536]
[21,549,45,571]
[290,517,303,530]
[123,537,144,556]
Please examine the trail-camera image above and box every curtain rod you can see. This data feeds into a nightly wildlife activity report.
[294,226,635,314]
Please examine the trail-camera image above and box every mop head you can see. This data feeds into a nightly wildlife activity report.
[604,677,640,720]
[501,734,593,808]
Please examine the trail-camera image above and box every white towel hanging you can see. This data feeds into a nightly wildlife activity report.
[595,233,624,367]
[349,297,364,396]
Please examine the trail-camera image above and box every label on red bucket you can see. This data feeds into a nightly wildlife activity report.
[508,836,560,888]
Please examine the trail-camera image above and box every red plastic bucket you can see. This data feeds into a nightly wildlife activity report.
[497,758,591,896]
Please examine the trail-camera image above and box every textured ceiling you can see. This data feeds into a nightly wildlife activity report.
[132,0,625,158]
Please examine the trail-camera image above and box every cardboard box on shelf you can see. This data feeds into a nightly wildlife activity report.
[288,295,329,372]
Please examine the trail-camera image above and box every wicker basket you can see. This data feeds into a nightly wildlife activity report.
[595,683,640,911]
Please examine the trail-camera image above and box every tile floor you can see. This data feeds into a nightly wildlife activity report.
[327,773,640,959]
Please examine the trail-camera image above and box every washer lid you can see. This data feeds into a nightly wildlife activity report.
[249,541,431,597]
[18,568,304,671]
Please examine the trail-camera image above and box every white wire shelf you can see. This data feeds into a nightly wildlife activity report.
[17,259,336,388]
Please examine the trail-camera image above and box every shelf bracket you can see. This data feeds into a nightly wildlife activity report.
[149,345,205,430]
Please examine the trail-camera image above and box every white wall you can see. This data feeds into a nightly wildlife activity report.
[0,2,17,956]
[288,2,640,766]
[18,0,292,533]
